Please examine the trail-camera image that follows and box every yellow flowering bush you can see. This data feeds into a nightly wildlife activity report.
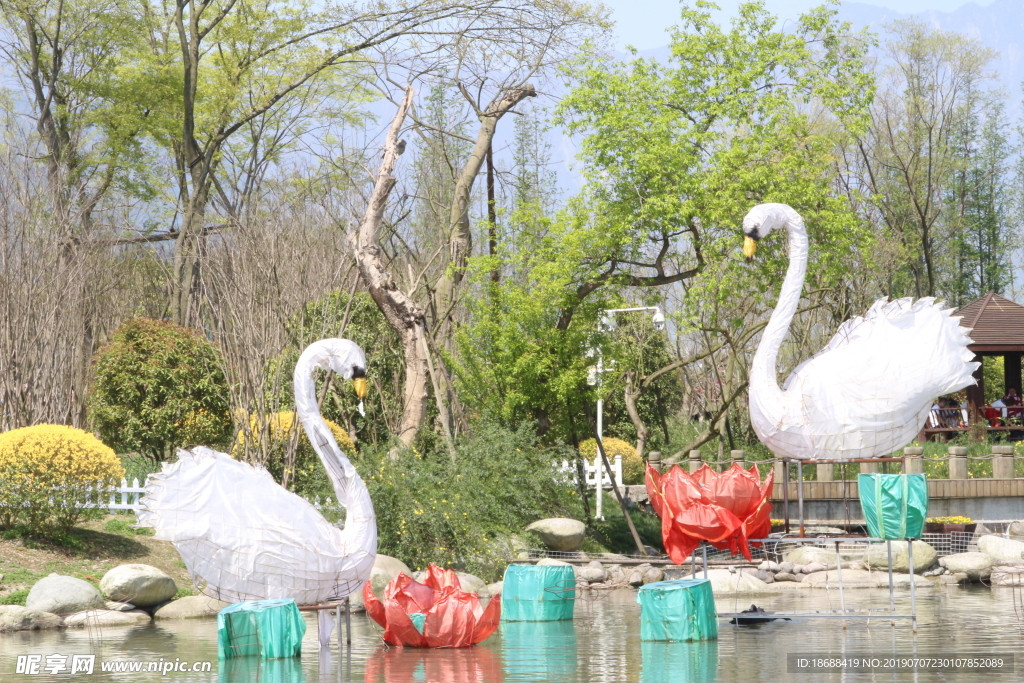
[926,516,973,525]
[233,411,356,495]
[0,425,124,535]
[579,437,644,485]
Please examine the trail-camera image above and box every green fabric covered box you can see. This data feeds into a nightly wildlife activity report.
[217,598,306,659]
[637,579,718,642]
[501,564,575,621]
[858,473,928,540]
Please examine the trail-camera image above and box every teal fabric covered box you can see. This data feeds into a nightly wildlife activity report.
[858,473,928,540]
[637,579,718,642]
[501,564,575,621]
[217,598,306,659]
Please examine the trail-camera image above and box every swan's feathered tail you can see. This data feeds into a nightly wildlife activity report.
[137,446,375,604]
[755,297,978,460]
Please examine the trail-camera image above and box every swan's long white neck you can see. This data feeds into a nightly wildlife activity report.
[293,340,376,540]
[750,207,808,407]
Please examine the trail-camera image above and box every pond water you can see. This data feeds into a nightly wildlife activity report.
[2,585,1022,682]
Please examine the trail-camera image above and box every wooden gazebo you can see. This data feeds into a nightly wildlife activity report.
[959,292,1024,414]
[922,292,1024,439]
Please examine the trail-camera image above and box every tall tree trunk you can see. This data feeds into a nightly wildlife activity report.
[348,87,431,449]
[623,370,649,459]
[433,84,535,326]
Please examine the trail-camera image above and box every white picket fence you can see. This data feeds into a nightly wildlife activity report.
[557,454,623,489]
[79,478,343,513]
[67,457,620,514]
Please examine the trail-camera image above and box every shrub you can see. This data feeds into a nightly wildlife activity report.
[0,425,124,536]
[359,423,582,582]
[579,437,644,485]
[89,318,232,460]
[234,411,356,495]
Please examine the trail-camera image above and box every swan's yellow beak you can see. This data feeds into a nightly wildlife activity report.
[743,236,757,262]
[352,377,368,399]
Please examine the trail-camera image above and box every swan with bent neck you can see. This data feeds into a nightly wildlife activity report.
[743,203,978,460]
[137,338,377,604]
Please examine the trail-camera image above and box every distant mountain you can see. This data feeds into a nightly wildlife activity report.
[838,0,1024,103]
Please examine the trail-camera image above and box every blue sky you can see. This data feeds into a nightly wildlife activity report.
[604,0,996,51]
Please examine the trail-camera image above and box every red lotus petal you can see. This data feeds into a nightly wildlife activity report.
[382,593,429,647]
[673,504,742,542]
[470,594,501,644]
[646,464,666,519]
[363,581,386,628]
[387,573,436,615]
[424,564,462,592]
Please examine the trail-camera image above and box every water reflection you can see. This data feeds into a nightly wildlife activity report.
[501,619,577,681]
[5,588,1024,682]
[362,644,502,682]
[218,656,304,683]
[640,640,718,683]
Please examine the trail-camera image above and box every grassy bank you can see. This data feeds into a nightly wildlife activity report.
[0,513,195,606]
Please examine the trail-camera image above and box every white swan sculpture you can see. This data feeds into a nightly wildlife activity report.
[136,339,376,604]
[742,203,979,460]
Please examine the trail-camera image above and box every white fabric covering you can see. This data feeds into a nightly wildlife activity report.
[136,339,377,604]
[745,204,979,460]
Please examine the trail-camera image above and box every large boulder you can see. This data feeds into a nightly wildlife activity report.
[938,552,994,582]
[486,581,503,597]
[536,558,572,567]
[456,572,489,597]
[26,575,105,616]
[100,564,177,607]
[0,605,64,632]
[525,518,586,552]
[977,535,1024,563]
[152,595,230,619]
[65,609,152,628]
[784,546,836,566]
[803,569,932,589]
[863,541,937,572]
[1007,521,1024,537]
[350,554,415,612]
[704,569,778,595]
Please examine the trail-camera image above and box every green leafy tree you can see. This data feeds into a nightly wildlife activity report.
[89,318,231,460]
[456,1,874,444]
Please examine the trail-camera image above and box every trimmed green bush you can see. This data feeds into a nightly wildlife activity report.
[89,318,231,460]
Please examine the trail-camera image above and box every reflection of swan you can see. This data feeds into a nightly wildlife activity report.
[137,339,376,604]
[743,203,978,460]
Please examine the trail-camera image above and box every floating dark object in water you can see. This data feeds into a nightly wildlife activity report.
[729,604,791,625]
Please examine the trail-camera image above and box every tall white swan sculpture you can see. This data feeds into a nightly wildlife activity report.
[742,203,979,460]
[136,339,376,604]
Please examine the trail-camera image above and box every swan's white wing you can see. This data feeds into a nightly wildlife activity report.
[782,297,978,458]
[136,447,375,605]
[783,297,921,390]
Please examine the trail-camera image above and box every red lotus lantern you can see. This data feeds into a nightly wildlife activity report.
[363,564,501,648]
[646,463,773,564]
